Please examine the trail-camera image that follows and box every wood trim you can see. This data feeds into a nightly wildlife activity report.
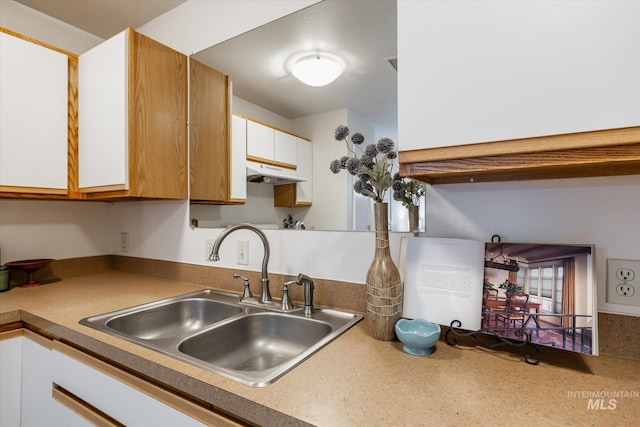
[0,186,67,195]
[0,329,24,341]
[0,27,78,58]
[0,329,52,349]
[399,127,640,184]
[23,329,53,349]
[67,56,80,199]
[79,184,127,194]
[401,143,640,185]
[233,114,311,141]
[52,341,243,426]
[399,126,640,163]
[246,155,297,170]
[0,322,24,334]
[190,198,246,206]
[52,385,124,427]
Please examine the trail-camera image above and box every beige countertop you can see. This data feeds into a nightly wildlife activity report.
[1,271,639,426]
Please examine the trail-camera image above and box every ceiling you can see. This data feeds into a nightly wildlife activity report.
[192,0,397,131]
[15,0,187,39]
[16,0,397,133]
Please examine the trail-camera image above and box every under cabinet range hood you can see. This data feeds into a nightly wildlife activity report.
[246,160,306,185]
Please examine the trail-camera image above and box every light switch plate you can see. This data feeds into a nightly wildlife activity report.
[237,240,249,265]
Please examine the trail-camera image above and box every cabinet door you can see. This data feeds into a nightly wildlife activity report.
[78,30,128,191]
[247,120,274,161]
[189,59,244,204]
[274,130,297,167]
[0,333,22,426]
[22,333,54,427]
[230,115,247,201]
[79,29,187,199]
[273,138,312,207]
[295,138,312,204]
[129,30,187,199]
[52,342,209,427]
[0,31,68,193]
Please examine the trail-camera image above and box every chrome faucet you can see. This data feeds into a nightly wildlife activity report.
[210,224,272,303]
[281,274,314,314]
[296,273,315,316]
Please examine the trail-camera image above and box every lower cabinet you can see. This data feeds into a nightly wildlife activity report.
[1,330,242,427]
[0,331,23,426]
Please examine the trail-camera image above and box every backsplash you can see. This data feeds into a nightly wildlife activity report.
[7,255,638,360]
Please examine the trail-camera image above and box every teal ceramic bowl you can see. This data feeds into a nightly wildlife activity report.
[395,318,441,356]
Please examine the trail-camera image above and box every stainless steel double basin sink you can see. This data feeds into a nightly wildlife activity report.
[80,289,362,387]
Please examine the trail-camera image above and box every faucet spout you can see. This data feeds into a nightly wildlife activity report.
[210,224,272,303]
[296,273,315,316]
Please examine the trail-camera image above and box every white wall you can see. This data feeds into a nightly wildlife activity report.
[232,97,291,131]
[108,200,400,285]
[398,0,640,148]
[426,175,640,316]
[0,199,111,264]
[291,109,350,230]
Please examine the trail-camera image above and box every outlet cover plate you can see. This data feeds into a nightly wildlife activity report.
[607,258,640,307]
[120,232,129,252]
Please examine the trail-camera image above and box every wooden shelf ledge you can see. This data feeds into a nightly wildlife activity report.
[399,126,640,185]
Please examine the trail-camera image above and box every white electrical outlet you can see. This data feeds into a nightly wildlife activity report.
[120,232,129,252]
[237,240,249,265]
[206,239,215,261]
[607,259,640,306]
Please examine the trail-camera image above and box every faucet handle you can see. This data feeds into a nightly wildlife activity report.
[233,273,253,300]
[281,280,297,311]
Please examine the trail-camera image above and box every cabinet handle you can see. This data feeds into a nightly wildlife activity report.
[52,383,125,427]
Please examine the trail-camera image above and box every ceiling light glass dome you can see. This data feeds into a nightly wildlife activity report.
[292,54,343,87]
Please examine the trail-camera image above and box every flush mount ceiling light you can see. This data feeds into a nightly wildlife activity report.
[292,54,343,87]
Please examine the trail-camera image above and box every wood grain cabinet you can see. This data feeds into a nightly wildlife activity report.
[78,28,187,200]
[189,59,246,204]
[0,28,78,199]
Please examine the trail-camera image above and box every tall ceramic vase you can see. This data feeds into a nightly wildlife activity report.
[366,202,403,341]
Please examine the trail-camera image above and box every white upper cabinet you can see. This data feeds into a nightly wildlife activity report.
[274,137,312,207]
[0,30,69,193]
[294,138,312,204]
[246,120,275,162]
[78,30,127,190]
[274,131,298,167]
[246,119,297,168]
[230,114,247,201]
[398,1,640,150]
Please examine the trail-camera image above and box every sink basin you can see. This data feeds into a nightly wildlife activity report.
[80,289,362,386]
[179,313,332,371]
[105,298,243,340]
